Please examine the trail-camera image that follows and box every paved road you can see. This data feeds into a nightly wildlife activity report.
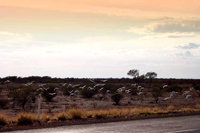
[6,115,200,133]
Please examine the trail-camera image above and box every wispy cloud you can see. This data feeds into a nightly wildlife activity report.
[0,31,20,36]
[0,31,33,43]
[128,18,200,38]
[177,43,200,49]
[176,51,192,57]
[149,22,200,33]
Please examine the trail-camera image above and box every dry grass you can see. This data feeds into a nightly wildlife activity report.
[167,105,175,111]
[57,108,85,120]
[0,114,7,126]
[57,112,68,121]
[0,105,199,127]
[17,113,52,125]
[67,108,85,119]
[93,110,108,119]
[17,113,37,125]
[195,104,200,109]
[40,113,51,122]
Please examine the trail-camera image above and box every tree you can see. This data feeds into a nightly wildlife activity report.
[138,74,146,84]
[111,93,124,105]
[11,87,33,110]
[151,87,162,104]
[145,72,157,88]
[127,69,139,83]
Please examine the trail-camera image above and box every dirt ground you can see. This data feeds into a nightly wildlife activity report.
[0,83,200,117]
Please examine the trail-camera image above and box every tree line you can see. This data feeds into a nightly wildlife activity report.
[0,75,199,85]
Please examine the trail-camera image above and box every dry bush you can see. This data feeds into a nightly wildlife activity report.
[94,110,108,119]
[139,107,152,115]
[86,111,94,118]
[0,98,9,109]
[180,107,194,112]
[10,87,34,110]
[67,108,84,119]
[107,108,122,118]
[42,84,57,102]
[0,114,7,126]
[195,104,200,109]
[57,112,68,121]
[81,87,97,98]
[70,104,79,109]
[129,108,141,116]
[111,93,124,105]
[40,113,51,122]
[149,107,163,114]
[167,105,175,112]
[17,113,36,125]
[120,108,131,117]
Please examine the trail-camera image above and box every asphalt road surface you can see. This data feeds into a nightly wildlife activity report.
[5,115,200,133]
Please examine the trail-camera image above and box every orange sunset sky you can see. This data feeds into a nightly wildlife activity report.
[0,0,200,78]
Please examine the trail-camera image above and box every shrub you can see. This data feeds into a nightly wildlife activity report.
[126,86,137,95]
[167,105,175,111]
[40,114,50,122]
[31,93,36,103]
[194,85,200,91]
[151,87,162,104]
[61,86,74,96]
[68,108,83,119]
[17,114,34,125]
[86,111,93,118]
[0,115,7,126]
[0,98,9,108]
[165,85,182,92]
[108,109,121,118]
[11,87,33,109]
[42,84,57,102]
[57,112,67,121]
[152,84,163,90]
[94,110,108,119]
[111,93,124,105]
[195,104,200,109]
[81,87,97,98]
[103,84,119,94]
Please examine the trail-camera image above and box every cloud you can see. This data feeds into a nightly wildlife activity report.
[0,31,20,36]
[150,22,200,33]
[168,35,194,38]
[176,51,192,57]
[128,18,200,38]
[0,31,33,43]
[177,43,200,49]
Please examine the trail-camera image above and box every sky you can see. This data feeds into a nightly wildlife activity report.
[0,0,200,79]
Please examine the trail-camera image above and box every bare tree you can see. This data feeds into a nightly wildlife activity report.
[127,69,139,83]
[145,72,157,88]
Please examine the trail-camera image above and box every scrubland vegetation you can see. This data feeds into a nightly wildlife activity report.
[0,71,200,130]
